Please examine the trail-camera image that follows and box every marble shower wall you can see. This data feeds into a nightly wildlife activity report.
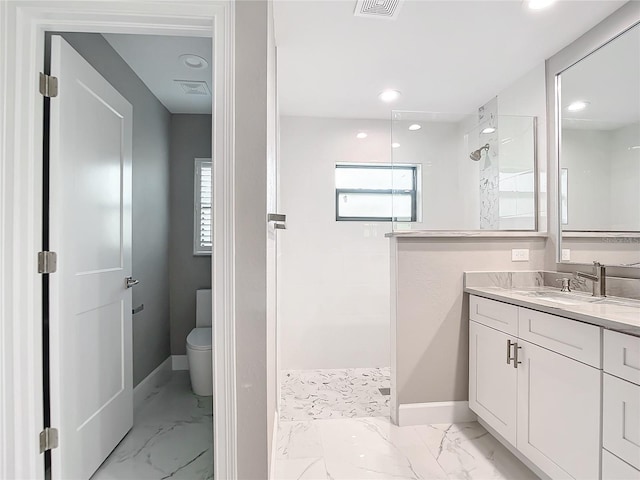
[478,97,500,229]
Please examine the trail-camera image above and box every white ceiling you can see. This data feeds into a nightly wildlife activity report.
[561,23,639,130]
[102,34,212,114]
[274,0,626,119]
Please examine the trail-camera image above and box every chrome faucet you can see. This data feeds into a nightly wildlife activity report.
[575,261,606,297]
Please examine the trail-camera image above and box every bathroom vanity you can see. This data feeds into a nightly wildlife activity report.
[464,278,640,480]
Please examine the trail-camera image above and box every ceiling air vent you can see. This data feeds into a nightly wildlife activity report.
[175,80,210,96]
[354,0,404,20]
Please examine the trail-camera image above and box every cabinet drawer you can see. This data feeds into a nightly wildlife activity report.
[517,307,601,367]
[602,449,640,479]
[604,330,640,386]
[604,373,640,470]
[469,296,518,335]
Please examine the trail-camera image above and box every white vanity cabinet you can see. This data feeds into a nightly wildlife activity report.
[602,330,640,478]
[516,339,601,479]
[468,295,602,480]
[469,321,517,445]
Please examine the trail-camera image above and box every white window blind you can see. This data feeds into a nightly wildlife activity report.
[194,158,213,255]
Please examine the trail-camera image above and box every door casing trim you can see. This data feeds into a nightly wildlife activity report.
[0,2,236,479]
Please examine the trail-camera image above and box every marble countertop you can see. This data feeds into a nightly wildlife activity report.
[385,231,548,238]
[464,286,640,337]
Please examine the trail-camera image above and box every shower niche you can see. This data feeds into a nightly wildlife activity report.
[390,110,537,232]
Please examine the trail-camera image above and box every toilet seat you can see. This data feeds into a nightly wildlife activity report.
[186,327,212,351]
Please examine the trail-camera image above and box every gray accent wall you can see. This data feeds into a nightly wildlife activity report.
[55,33,171,387]
[169,115,212,355]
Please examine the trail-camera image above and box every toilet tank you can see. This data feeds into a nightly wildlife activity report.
[196,289,212,327]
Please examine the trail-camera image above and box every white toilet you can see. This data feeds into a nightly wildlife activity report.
[186,289,213,396]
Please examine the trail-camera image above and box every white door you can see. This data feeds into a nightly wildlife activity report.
[469,321,517,445]
[48,35,133,480]
[517,339,601,479]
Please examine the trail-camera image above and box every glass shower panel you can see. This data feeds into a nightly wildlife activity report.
[391,111,537,232]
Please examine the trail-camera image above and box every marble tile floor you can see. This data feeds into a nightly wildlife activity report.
[274,417,539,480]
[280,368,391,421]
[91,371,213,480]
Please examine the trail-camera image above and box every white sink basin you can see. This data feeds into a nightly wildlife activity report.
[595,297,640,308]
[513,290,600,306]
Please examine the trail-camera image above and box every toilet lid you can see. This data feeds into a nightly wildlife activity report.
[187,327,212,351]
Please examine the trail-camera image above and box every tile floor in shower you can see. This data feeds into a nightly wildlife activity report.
[276,368,537,479]
[279,368,391,421]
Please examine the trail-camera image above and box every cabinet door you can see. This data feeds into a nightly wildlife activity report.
[469,320,517,446]
[602,449,640,480]
[603,373,640,470]
[517,340,601,479]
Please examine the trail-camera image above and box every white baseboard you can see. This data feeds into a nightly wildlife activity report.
[134,357,172,412]
[172,355,189,371]
[398,401,477,426]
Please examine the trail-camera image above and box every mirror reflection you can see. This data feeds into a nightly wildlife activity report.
[559,24,640,234]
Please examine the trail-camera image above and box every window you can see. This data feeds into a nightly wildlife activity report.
[335,164,418,221]
[194,158,212,255]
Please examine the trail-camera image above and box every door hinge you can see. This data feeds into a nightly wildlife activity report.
[39,72,58,98]
[38,251,58,274]
[39,427,59,453]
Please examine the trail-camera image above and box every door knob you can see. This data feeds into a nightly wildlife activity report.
[125,276,139,288]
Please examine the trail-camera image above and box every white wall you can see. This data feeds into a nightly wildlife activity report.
[392,117,480,230]
[561,122,640,232]
[562,129,612,230]
[609,122,640,231]
[279,116,391,370]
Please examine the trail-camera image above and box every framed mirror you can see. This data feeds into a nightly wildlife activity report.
[552,12,640,268]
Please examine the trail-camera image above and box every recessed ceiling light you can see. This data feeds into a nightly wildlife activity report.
[482,127,496,134]
[378,89,401,103]
[567,100,590,112]
[356,132,368,139]
[392,142,400,148]
[527,0,556,10]
[408,124,421,131]
[179,54,209,69]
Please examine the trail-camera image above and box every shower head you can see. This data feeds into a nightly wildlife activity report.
[470,143,490,161]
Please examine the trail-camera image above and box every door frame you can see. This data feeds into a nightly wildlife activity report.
[0,2,237,479]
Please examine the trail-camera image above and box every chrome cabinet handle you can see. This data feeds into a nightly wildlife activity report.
[507,339,522,368]
[507,339,514,365]
[125,276,139,288]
